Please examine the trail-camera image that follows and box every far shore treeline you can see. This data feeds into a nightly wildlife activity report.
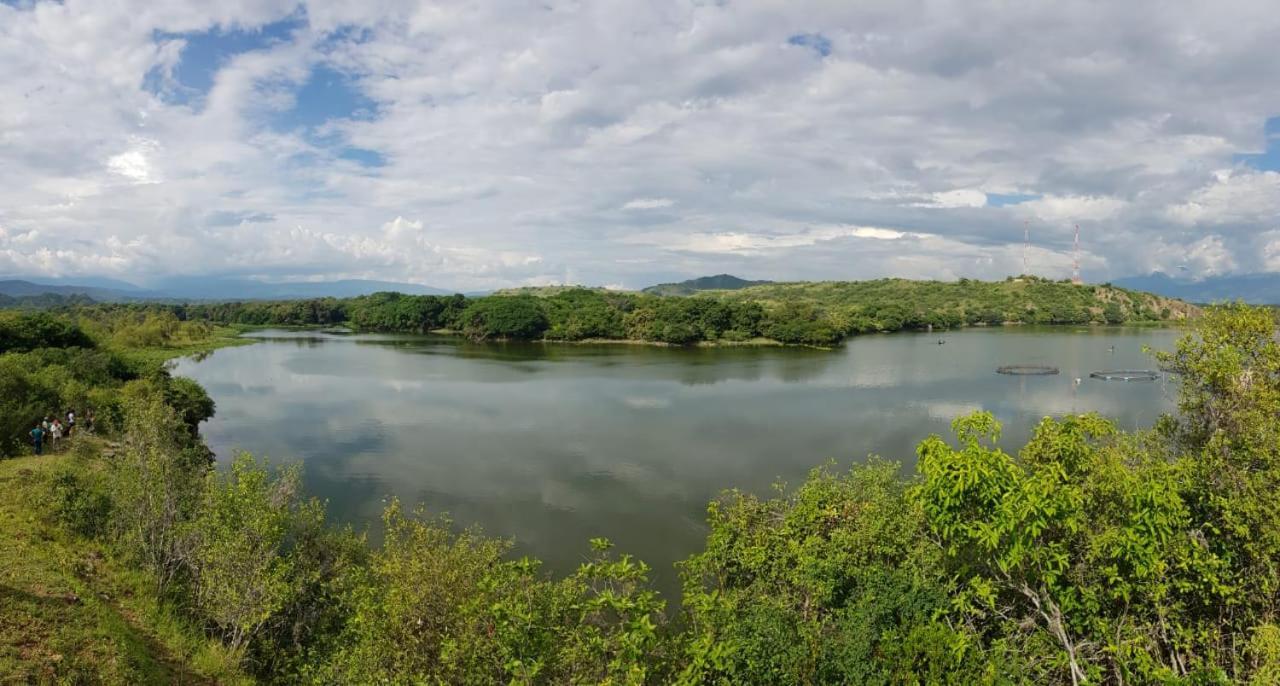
[14,276,1194,348]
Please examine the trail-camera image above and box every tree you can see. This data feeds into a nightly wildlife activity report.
[1102,301,1126,324]
[678,461,994,684]
[458,296,550,341]
[0,311,94,353]
[109,396,209,591]
[916,412,1202,684]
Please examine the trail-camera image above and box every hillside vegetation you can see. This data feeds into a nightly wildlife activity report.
[708,276,1196,326]
[5,304,1280,683]
[642,274,774,296]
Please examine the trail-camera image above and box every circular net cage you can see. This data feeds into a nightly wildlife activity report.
[996,365,1060,376]
[1090,369,1159,382]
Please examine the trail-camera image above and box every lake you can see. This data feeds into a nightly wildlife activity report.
[173,326,1181,597]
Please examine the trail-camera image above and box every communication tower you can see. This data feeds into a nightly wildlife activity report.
[1071,224,1082,285]
[1023,220,1029,276]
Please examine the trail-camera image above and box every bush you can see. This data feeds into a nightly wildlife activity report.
[0,355,62,456]
[188,454,303,653]
[677,460,992,683]
[324,500,538,682]
[247,503,367,681]
[165,376,216,436]
[48,469,113,538]
[323,503,668,683]
[108,397,209,591]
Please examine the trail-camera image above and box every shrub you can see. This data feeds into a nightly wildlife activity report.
[47,468,113,538]
[247,502,368,681]
[165,376,216,436]
[188,454,302,653]
[323,500,532,682]
[323,503,669,683]
[677,460,991,684]
[108,397,209,591]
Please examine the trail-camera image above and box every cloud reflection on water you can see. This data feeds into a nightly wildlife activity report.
[175,326,1179,597]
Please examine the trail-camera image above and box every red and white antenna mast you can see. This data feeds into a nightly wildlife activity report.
[1071,223,1082,285]
[1023,219,1029,276]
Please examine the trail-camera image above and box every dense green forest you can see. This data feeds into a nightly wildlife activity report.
[3,302,1280,683]
[46,276,1193,348]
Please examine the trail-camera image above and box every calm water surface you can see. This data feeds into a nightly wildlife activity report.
[174,327,1180,596]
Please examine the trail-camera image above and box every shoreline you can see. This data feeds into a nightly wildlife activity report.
[135,325,260,366]
[214,319,1186,353]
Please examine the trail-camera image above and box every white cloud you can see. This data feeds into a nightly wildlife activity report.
[107,144,160,184]
[626,224,911,255]
[1166,170,1280,227]
[919,189,988,208]
[1022,195,1127,223]
[622,198,675,210]
[1137,234,1238,277]
[1,1,1279,288]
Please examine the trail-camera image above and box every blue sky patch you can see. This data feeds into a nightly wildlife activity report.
[338,147,387,168]
[275,64,378,131]
[987,192,1041,207]
[1234,116,1279,172]
[788,33,832,58]
[146,15,304,105]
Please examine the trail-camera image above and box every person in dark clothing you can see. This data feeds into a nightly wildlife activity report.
[30,423,45,455]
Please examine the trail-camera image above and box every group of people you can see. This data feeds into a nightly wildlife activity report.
[29,409,93,456]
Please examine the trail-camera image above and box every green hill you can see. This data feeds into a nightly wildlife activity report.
[700,276,1197,327]
[491,285,616,297]
[642,274,773,296]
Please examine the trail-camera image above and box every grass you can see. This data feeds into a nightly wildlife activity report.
[117,325,256,368]
[0,441,250,684]
[0,327,258,683]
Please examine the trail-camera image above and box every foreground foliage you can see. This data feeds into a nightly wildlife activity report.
[4,303,1278,685]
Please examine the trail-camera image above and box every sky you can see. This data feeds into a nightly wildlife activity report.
[1,0,1278,291]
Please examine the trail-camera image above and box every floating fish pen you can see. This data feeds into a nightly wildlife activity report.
[1089,369,1159,382]
[996,365,1060,376]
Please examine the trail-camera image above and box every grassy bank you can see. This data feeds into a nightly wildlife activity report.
[120,325,257,368]
[0,445,249,684]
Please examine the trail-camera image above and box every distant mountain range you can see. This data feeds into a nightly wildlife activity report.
[143,277,454,300]
[1112,272,1280,304]
[15,270,1277,305]
[0,280,142,303]
[642,274,773,296]
[0,291,96,309]
[0,277,455,302]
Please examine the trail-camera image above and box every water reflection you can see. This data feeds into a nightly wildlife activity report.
[175,326,1181,598]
